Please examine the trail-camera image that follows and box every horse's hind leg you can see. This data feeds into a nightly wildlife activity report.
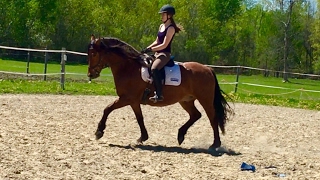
[178,100,202,145]
[197,97,221,149]
[130,103,148,144]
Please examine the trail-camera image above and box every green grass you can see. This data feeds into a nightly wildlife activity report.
[0,79,116,95]
[0,58,82,73]
[0,58,112,80]
[217,74,320,110]
[217,74,320,100]
[1,58,319,110]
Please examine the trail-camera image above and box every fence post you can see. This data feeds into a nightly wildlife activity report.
[43,47,48,81]
[26,46,30,74]
[234,65,240,93]
[60,47,66,90]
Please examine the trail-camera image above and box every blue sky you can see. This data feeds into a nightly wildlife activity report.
[251,0,318,12]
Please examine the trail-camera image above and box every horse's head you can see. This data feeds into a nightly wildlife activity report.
[87,34,110,79]
[87,35,152,78]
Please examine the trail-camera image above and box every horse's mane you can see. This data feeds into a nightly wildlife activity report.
[101,37,141,60]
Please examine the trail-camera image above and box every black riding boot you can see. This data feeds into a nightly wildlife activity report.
[149,69,164,103]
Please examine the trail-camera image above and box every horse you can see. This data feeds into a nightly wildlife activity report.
[87,35,234,149]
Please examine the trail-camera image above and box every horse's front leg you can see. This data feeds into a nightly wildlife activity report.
[95,97,129,140]
[130,103,148,143]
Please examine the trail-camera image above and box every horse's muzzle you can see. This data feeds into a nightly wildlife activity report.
[87,72,100,79]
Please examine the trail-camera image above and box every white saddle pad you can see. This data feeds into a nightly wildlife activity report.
[141,64,181,86]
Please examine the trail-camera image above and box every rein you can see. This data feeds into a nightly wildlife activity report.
[89,38,150,73]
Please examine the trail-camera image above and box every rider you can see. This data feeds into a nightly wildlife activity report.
[141,4,181,103]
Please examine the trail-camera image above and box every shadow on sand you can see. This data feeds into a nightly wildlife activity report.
[108,143,241,157]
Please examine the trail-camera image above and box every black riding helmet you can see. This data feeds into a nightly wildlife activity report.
[158,4,175,15]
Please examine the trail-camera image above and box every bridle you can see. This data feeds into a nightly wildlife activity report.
[88,40,108,75]
[88,38,134,76]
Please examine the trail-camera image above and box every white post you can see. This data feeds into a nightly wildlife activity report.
[43,47,48,81]
[26,46,30,74]
[60,48,66,90]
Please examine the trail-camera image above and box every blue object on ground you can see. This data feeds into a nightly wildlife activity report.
[241,162,256,172]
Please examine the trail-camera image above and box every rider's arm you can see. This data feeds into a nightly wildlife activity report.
[147,38,159,48]
[151,26,175,52]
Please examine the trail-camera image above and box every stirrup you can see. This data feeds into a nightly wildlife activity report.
[149,94,164,103]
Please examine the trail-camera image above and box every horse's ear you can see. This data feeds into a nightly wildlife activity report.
[91,34,96,43]
[89,34,99,50]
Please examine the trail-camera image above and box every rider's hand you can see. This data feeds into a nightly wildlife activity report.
[141,47,152,54]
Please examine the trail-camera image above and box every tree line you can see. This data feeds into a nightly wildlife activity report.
[0,0,320,75]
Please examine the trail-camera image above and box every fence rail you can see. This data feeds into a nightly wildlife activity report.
[0,45,87,56]
[1,45,320,97]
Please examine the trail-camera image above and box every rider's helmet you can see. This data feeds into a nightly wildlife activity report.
[158,4,175,15]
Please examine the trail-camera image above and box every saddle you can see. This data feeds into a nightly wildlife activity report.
[140,54,181,85]
[140,54,181,104]
[148,55,175,80]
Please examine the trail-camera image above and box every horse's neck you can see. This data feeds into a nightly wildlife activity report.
[108,54,139,77]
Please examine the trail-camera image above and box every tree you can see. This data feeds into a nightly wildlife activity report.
[310,0,320,73]
[1,0,318,75]
[281,0,296,82]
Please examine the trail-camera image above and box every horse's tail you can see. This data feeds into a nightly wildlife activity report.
[212,69,234,135]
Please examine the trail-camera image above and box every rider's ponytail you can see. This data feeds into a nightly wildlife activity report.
[171,18,183,33]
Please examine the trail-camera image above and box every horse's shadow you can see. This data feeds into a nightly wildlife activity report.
[108,143,241,157]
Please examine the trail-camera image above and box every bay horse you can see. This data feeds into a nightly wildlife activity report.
[87,35,233,149]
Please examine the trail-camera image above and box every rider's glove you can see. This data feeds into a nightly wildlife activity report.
[141,47,152,54]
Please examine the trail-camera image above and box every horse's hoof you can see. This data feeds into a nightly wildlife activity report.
[210,141,221,149]
[136,139,143,144]
[177,129,186,145]
[137,135,148,144]
[178,135,185,145]
[95,131,104,140]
